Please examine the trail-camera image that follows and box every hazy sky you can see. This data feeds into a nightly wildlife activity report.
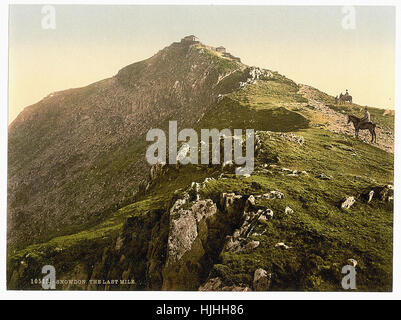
[8,5,395,124]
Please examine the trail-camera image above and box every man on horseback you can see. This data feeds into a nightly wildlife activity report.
[338,90,352,104]
[347,107,377,143]
[357,107,371,129]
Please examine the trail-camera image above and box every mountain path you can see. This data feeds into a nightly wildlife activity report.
[298,85,394,153]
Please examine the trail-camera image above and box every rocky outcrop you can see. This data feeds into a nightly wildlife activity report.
[341,196,355,209]
[162,197,220,290]
[166,198,217,265]
[239,67,273,88]
[253,268,271,291]
[347,259,358,268]
[377,184,393,202]
[275,242,291,250]
[162,190,247,290]
[8,39,247,249]
[284,206,294,215]
[362,184,393,203]
[279,132,305,145]
[316,173,333,180]
[198,277,251,291]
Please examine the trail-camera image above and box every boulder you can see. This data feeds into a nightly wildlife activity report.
[253,268,271,291]
[220,193,243,213]
[275,242,291,249]
[341,196,355,209]
[285,206,294,215]
[368,190,374,203]
[115,235,124,251]
[224,236,242,252]
[265,209,274,219]
[245,195,256,210]
[149,161,166,180]
[199,277,251,291]
[166,199,217,265]
[316,173,332,180]
[255,190,284,200]
[199,277,222,291]
[379,184,393,202]
[221,285,252,291]
[347,259,358,267]
[279,133,305,145]
[242,240,260,253]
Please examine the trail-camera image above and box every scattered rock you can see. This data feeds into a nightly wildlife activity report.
[316,173,332,180]
[233,229,241,239]
[284,206,294,215]
[167,199,217,265]
[264,209,274,219]
[220,193,244,214]
[176,143,191,163]
[255,190,284,200]
[149,161,166,181]
[115,236,124,251]
[286,169,306,177]
[224,237,242,252]
[258,214,268,224]
[199,277,222,291]
[242,240,260,253]
[368,190,374,203]
[246,195,256,207]
[275,242,291,249]
[240,173,251,178]
[198,277,251,291]
[347,259,358,267]
[222,285,252,292]
[189,182,201,201]
[341,196,355,209]
[253,268,271,291]
[379,184,393,202]
[279,133,305,145]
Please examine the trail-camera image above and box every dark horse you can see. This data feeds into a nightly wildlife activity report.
[347,114,377,143]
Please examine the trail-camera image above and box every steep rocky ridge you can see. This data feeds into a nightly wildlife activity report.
[8,40,246,249]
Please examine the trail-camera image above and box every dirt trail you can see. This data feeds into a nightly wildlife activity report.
[298,85,394,153]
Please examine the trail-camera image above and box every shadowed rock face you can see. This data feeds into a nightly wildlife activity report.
[8,41,245,249]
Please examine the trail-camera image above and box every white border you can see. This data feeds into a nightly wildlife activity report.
[0,0,400,300]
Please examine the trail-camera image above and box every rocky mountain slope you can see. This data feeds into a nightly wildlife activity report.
[8,38,394,291]
[8,40,247,249]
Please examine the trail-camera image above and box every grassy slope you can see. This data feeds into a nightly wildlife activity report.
[8,68,393,291]
[201,130,393,291]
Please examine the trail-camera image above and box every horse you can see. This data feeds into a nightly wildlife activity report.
[347,114,377,143]
[339,94,352,104]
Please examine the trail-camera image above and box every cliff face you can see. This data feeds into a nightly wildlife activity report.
[8,41,245,249]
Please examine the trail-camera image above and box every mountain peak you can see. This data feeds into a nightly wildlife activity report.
[7,37,248,249]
